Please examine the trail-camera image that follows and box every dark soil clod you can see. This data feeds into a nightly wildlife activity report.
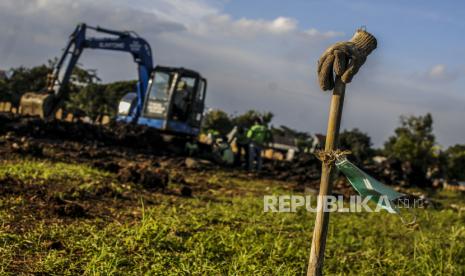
[117,164,169,190]
[181,185,193,197]
[54,201,87,218]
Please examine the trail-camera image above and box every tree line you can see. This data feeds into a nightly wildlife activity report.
[0,62,135,120]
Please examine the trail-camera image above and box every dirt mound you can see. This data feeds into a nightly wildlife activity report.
[0,113,169,155]
[0,175,88,220]
[0,160,167,233]
[180,185,193,197]
[53,199,88,218]
[0,113,350,194]
[92,160,121,173]
[117,162,169,189]
[264,153,321,184]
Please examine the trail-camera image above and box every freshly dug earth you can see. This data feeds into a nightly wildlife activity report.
[3,112,420,197]
[0,113,169,154]
[0,162,130,232]
[263,154,320,184]
[0,154,194,237]
[117,163,169,190]
[0,113,334,190]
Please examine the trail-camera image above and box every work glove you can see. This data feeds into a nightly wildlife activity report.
[317,29,377,91]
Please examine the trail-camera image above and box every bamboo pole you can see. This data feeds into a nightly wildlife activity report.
[307,77,346,276]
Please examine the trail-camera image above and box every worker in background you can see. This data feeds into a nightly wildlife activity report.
[206,129,220,145]
[172,81,189,120]
[233,125,249,168]
[213,135,234,166]
[185,137,199,156]
[246,118,270,172]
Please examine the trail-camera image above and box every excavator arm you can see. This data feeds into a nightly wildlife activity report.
[20,23,153,119]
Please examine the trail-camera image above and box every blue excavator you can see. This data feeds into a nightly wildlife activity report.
[19,23,207,137]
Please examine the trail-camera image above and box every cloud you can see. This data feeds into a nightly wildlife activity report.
[427,64,458,81]
[304,28,344,39]
[429,64,446,77]
[180,12,343,42]
[398,63,461,84]
[404,64,460,83]
[0,0,186,67]
[234,17,298,34]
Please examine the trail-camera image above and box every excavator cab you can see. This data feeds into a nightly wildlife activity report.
[118,66,207,136]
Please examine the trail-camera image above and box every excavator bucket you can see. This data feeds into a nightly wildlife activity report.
[19,92,56,118]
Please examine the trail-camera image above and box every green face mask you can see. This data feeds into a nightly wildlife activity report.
[335,158,405,214]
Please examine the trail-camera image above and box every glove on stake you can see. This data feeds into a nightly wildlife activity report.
[318,29,377,91]
[307,29,377,276]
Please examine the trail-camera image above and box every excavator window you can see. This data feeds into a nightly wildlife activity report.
[171,76,196,121]
[197,79,205,101]
[148,71,171,101]
[192,79,206,124]
[145,71,172,116]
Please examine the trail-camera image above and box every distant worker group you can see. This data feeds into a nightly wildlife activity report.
[202,117,272,172]
[232,118,272,172]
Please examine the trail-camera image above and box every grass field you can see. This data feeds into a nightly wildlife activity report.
[0,158,464,275]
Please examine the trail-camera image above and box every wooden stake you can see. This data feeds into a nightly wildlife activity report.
[307,77,346,276]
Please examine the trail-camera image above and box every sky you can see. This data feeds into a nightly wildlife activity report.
[0,0,464,147]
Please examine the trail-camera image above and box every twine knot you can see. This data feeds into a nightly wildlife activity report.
[314,149,351,165]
